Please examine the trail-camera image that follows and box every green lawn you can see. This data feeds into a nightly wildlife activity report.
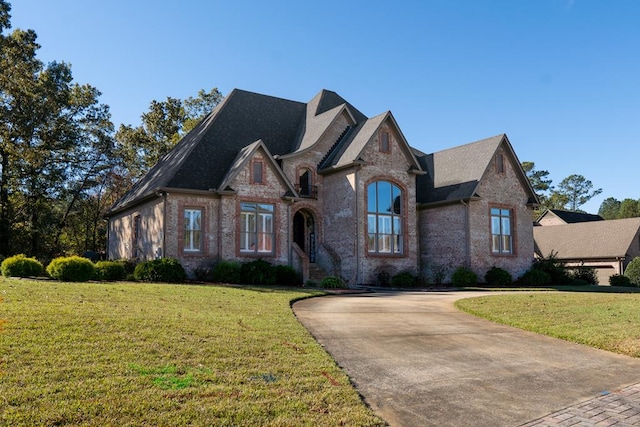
[0,278,384,426]
[455,290,640,358]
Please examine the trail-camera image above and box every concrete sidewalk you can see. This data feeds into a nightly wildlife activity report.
[293,292,640,426]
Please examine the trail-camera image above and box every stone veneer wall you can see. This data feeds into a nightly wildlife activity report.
[107,198,164,261]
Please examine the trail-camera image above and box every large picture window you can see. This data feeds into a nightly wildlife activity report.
[367,181,403,254]
[183,209,202,252]
[491,207,512,254]
[240,202,274,254]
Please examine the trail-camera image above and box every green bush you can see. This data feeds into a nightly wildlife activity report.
[451,267,477,287]
[212,261,242,284]
[47,256,95,282]
[519,269,552,287]
[624,257,640,286]
[532,252,571,285]
[118,259,137,275]
[240,259,276,285]
[376,269,391,287]
[609,274,633,287]
[484,267,512,286]
[93,261,126,281]
[274,265,301,287]
[391,271,416,288]
[320,276,345,289]
[1,254,44,278]
[133,258,186,283]
[571,267,598,285]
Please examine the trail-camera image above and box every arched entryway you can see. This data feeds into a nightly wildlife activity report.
[293,209,316,263]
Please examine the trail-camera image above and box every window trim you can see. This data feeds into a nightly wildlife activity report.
[183,208,203,253]
[490,206,515,256]
[251,160,264,184]
[379,130,391,153]
[366,179,406,257]
[178,204,208,256]
[239,202,275,255]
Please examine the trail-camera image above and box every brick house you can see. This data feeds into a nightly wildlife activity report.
[106,89,538,285]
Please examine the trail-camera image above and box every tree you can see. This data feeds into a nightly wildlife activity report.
[598,197,621,219]
[522,161,553,216]
[0,0,114,258]
[552,174,602,212]
[115,87,222,181]
[617,198,640,219]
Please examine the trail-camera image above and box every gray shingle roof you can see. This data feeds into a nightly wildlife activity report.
[534,217,640,259]
[414,134,535,205]
[108,89,306,213]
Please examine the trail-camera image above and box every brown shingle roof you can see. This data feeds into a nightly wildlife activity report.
[534,217,640,259]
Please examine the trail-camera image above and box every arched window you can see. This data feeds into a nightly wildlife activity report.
[367,181,403,254]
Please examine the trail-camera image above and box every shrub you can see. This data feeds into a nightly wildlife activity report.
[484,267,512,287]
[274,265,301,287]
[47,256,95,282]
[532,252,571,285]
[609,274,633,287]
[451,267,477,287]
[624,257,640,287]
[571,267,598,285]
[376,268,391,287]
[212,261,241,284]
[320,276,345,289]
[93,261,126,281]
[240,259,276,285]
[519,269,551,287]
[133,258,186,283]
[118,259,138,276]
[391,271,416,288]
[1,254,44,278]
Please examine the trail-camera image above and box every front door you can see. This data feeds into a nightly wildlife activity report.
[293,210,316,262]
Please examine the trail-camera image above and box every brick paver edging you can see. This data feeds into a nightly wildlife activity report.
[521,383,640,426]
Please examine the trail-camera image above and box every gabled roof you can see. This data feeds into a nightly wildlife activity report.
[414,134,537,206]
[319,111,422,172]
[534,217,640,259]
[537,209,604,224]
[108,89,306,214]
[218,140,297,195]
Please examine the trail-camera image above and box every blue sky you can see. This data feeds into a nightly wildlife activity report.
[9,0,640,213]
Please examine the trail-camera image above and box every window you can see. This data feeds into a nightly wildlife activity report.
[183,209,202,252]
[495,153,505,174]
[491,208,512,254]
[240,202,274,254]
[133,215,142,259]
[380,131,390,153]
[252,161,263,184]
[367,181,403,254]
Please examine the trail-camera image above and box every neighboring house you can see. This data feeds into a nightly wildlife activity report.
[534,217,640,284]
[536,209,603,226]
[106,88,538,285]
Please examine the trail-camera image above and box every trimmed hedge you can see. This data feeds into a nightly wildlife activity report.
[571,267,598,285]
[133,258,186,283]
[320,276,345,289]
[212,261,242,284]
[1,254,44,278]
[484,267,512,287]
[519,269,551,287]
[274,265,301,287]
[609,274,632,287]
[391,271,416,288]
[47,256,95,282]
[451,267,477,287]
[94,261,126,281]
[240,259,276,285]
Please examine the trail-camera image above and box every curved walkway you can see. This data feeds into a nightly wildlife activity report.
[293,291,640,426]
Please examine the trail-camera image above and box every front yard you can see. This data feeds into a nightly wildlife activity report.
[0,278,384,426]
[456,290,640,358]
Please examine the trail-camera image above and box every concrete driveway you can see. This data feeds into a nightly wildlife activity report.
[293,291,640,426]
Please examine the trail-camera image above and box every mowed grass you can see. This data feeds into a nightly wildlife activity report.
[0,278,384,426]
[455,290,640,357]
